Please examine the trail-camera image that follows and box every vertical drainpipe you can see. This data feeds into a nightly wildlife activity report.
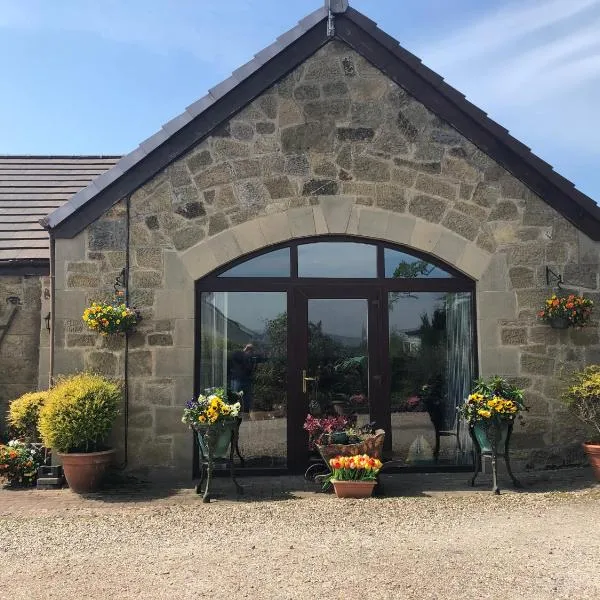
[48,229,55,388]
[122,194,131,468]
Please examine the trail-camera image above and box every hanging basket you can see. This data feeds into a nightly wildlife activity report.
[549,317,570,330]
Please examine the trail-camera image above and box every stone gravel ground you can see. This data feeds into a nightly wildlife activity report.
[1,470,599,600]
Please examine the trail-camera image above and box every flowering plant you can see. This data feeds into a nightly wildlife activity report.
[182,388,241,429]
[0,440,44,487]
[82,301,138,335]
[460,376,526,424]
[323,454,382,489]
[538,293,593,327]
[303,414,357,448]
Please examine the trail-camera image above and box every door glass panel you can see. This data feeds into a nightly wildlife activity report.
[298,242,377,278]
[385,248,452,278]
[306,299,370,432]
[218,248,290,277]
[199,291,287,467]
[388,291,473,465]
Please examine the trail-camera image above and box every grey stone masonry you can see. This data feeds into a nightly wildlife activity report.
[48,40,599,474]
[0,275,42,434]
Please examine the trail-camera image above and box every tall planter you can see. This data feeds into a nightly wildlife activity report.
[196,421,237,459]
[583,442,600,480]
[58,449,115,493]
[472,419,510,453]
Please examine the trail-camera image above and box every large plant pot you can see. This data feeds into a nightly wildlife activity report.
[58,449,115,493]
[196,421,237,459]
[472,420,510,453]
[583,442,600,480]
[332,480,376,499]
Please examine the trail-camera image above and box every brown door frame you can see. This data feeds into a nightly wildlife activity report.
[193,236,476,475]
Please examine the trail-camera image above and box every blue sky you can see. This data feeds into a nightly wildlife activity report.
[1,0,599,200]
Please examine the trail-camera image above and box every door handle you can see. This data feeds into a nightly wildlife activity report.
[302,369,317,394]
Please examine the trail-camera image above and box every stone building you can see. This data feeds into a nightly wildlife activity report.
[3,2,600,477]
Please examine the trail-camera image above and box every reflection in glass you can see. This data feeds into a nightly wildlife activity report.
[298,242,377,278]
[388,292,473,465]
[200,291,287,467]
[306,299,370,430]
[385,248,452,278]
[218,248,290,277]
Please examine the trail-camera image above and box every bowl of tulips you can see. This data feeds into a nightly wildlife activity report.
[324,453,383,498]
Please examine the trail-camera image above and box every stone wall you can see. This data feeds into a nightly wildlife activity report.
[0,275,42,436]
[50,41,599,473]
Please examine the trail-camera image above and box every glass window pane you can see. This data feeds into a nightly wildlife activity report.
[385,248,452,278]
[298,242,376,278]
[388,292,474,466]
[306,299,370,432]
[218,248,290,277]
[200,291,287,467]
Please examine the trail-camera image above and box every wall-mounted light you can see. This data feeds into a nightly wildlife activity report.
[44,312,51,332]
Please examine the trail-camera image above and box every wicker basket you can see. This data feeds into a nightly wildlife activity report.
[316,430,385,462]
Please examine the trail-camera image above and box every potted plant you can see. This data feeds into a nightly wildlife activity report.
[460,376,527,453]
[38,373,121,493]
[561,365,600,480]
[82,300,139,335]
[538,293,593,329]
[0,440,44,488]
[323,454,383,498]
[303,414,356,449]
[182,388,242,459]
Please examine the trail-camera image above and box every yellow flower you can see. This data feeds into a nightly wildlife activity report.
[477,409,491,419]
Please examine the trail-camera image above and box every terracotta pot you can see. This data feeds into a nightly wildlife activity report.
[331,479,376,499]
[583,442,600,480]
[58,449,115,493]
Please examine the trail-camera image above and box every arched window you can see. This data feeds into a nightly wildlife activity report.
[195,237,475,473]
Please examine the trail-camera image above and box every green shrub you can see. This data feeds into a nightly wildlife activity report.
[7,391,48,441]
[561,366,600,442]
[38,373,121,453]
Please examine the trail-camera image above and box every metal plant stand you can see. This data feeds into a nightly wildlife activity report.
[195,418,244,503]
[469,420,522,495]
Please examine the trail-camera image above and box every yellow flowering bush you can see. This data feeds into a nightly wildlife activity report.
[7,391,48,441]
[460,376,526,423]
[38,373,121,453]
[182,388,241,429]
[82,301,138,335]
[561,365,600,442]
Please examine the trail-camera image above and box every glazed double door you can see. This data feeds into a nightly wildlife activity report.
[197,286,473,473]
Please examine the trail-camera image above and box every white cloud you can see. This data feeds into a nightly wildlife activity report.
[425,0,599,68]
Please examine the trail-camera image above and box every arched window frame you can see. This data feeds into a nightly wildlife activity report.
[196,235,475,294]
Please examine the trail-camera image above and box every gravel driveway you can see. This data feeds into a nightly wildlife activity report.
[1,474,599,600]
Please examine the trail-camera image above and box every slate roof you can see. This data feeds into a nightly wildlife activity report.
[0,156,120,268]
[33,3,600,243]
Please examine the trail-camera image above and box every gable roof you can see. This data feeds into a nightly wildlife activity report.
[0,156,119,270]
[43,4,600,241]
